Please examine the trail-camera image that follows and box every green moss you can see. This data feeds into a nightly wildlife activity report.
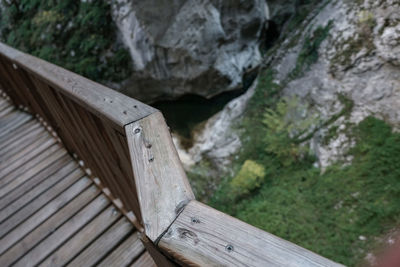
[0,0,132,83]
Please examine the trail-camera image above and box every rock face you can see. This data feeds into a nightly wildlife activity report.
[177,0,400,171]
[267,0,400,168]
[176,80,256,169]
[111,0,269,102]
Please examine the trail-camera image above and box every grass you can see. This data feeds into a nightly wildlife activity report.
[209,72,400,265]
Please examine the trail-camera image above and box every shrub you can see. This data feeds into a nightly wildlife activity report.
[0,0,132,83]
[230,160,266,198]
[263,96,318,166]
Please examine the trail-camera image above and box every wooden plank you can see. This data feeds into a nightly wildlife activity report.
[0,153,72,206]
[0,105,14,118]
[69,99,140,220]
[0,123,45,160]
[0,133,55,176]
[9,193,108,267]
[0,120,40,151]
[0,112,31,139]
[0,146,67,196]
[0,58,31,109]
[58,94,131,208]
[140,233,175,267]
[66,218,134,267]
[0,185,101,266]
[97,232,145,267]
[0,143,63,184]
[125,111,194,242]
[0,177,91,252]
[0,99,10,111]
[0,167,84,233]
[131,252,157,267]
[0,158,76,221]
[159,200,344,267]
[40,205,121,267]
[0,42,157,132]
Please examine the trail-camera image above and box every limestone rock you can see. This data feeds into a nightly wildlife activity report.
[111,0,268,102]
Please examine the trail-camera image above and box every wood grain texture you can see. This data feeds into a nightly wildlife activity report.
[0,157,75,220]
[131,252,157,267]
[66,218,134,267]
[11,194,107,267]
[0,178,92,253]
[1,186,101,266]
[0,42,156,131]
[159,200,344,267]
[140,233,176,267]
[40,205,121,267]
[0,54,145,223]
[125,111,194,242]
[97,232,144,267]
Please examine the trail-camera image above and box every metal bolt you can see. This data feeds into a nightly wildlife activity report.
[225,244,234,252]
[191,217,200,224]
[134,128,141,134]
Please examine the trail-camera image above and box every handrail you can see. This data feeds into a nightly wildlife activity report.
[0,42,344,266]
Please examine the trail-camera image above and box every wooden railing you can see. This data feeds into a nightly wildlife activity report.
[0,42,343,266]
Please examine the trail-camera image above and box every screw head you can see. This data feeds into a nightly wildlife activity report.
[134,128,141,134]
[225,244,234,252]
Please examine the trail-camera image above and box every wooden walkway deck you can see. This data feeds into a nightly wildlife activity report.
[0,97,155,267]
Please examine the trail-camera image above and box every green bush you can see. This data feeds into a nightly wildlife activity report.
[0,0,132,82]
[211,115,400,266]
[263,96,318,166]
[230,160,266,198]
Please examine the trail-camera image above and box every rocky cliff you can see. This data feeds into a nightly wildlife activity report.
[111,0,269,102]
[178,0,400,171]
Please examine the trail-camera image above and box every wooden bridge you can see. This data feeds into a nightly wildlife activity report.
[0,42,344,267]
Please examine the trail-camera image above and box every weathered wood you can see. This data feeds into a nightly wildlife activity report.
[0,134,55,176]
[0,178,92,253]
[10,194,108,267]
[0,43,345,267]
[0,112,31,139]
[0,157,75,220]
[0,143,62,182]
[0,42,157,131]
[140,234,176,267]
[159,200,344,267]
[40,205,121,267]
[125,111,194,242]
[98,232,145,267]
[0,167,84,233]
[1,186,101,266]
[0,120,41,152]
[131,252,157,267]
[0,146,67,196]
[66,218,134,267]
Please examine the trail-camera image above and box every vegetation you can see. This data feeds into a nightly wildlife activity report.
[0,0,132,82]
[230,160,266,199]
[330,10,376,73]
[289,21,332,79]
[209,68,400,265]
[263,96,318,166]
